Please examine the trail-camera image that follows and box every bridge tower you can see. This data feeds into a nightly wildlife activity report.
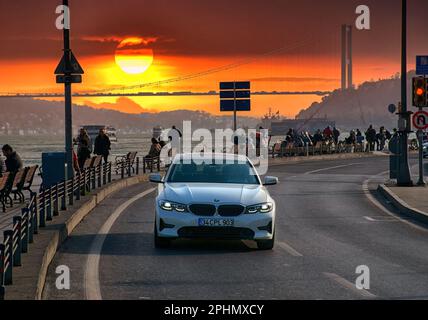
[341,24,353,90]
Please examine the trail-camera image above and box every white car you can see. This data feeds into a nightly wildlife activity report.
[149,153,278,250]
[423,142,428,158]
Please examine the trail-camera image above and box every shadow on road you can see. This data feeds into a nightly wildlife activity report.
[61,232,257,257]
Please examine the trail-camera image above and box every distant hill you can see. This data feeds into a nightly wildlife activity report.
[296,72,418,130]
[0,98,259,136]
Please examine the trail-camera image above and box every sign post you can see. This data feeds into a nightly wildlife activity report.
[220,81,251,131]
[412,110,428,186]
[55,0,84,178]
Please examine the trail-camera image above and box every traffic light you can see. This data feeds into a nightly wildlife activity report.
[413,77,428,107]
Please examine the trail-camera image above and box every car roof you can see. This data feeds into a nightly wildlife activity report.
[172,153,249,163]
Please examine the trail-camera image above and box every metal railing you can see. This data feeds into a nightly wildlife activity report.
[0,153,142,300]
[271,142,365,158]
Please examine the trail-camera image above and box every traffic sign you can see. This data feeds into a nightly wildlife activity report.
[388,104,397,114]
[220,81,250,90]
[416,56,428,75]
[220,99,251,112]
[412,110,428,130]
[55,51,84,75]
[56,75,82,84]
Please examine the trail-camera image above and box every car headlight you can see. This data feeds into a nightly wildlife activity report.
[159,200,188,213]
[246,203,273,214]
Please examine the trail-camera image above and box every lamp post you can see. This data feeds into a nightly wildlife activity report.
[397,0,413,186]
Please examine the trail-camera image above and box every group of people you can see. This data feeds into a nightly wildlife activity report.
[280,126,342,149]
[0,144,24,176]
[279,125,394,152]
[74,127,111,172]
[363,125,393,152]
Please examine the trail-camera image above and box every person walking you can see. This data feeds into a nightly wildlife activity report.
[1,144,23,174]
[94,128,111,163]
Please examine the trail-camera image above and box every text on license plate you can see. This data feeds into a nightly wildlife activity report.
[198,218,234,227]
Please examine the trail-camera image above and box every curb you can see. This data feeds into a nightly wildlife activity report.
[377,184,428,225]
[34,175,148,300]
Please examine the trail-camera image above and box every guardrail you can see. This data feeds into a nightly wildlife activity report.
[0,153,142,300]
[271,142,365,158]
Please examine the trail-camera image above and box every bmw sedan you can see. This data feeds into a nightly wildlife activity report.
[149,153,278,250]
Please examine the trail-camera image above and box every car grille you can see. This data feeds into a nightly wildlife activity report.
[178,227,255,240]
[217,205,245,217]
[189,204,216,216]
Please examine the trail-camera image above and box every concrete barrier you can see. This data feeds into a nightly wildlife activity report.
[33,174,148,300]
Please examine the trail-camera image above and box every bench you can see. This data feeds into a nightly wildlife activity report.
[11,168,28,203]
[115,152,138,175]
[143,156,161,173]
[22,165,38,195]
[0,172,13,212]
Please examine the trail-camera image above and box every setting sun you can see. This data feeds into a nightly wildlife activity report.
[115,37,154,75]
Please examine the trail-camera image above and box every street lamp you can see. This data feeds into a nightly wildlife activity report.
[397,0,413,186]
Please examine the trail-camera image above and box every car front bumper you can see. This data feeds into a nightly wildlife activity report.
[156,208,275,241]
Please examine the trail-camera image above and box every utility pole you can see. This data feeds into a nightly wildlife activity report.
[397,0,413,186]
[63,0,73,178]
[55,0,84,178]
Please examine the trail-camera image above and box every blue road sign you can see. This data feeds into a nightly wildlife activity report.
[220,90,251,99]
[416,56,428,75]
[220,99,251,112]
[220,81,250,90]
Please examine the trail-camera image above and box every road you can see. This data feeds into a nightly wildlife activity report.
[43,155,428,300]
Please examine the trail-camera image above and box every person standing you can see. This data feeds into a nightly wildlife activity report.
[1,144,23,173]
[94,128,112,163]
[76,129,91,171]
[365,125,376,152]
[333,127,340,145]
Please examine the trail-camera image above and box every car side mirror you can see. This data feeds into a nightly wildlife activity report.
[149,173,163,184]
[263,176,278,186]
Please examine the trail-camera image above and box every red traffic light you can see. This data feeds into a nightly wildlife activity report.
[413,77,428,107]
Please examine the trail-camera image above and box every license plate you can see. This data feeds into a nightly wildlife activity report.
[198,218,234,227]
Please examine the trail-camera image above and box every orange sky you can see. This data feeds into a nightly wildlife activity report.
[1,0,427,118]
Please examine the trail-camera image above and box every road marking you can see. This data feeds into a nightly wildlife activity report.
[84,187,157,300]
[362,174,428,233]
[277,241,303,257]
[323,272,377,299]
[363,216,401,223]
[304,163,362,175]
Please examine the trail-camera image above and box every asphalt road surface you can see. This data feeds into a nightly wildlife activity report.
[43,155,428,300]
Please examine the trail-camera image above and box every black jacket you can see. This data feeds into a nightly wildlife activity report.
[5,152,23,173]
[94,135,111,156]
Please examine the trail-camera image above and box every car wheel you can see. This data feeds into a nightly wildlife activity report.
[257,232,275,250]
[154,222,171,249]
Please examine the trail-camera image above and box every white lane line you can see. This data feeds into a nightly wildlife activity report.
[362,174,428,233]
[323,272,377,299]
[304,163,362,175]
[277,241,303,257]
[241,240,258,249]
[364,216,376,222]
[84,187,157,300]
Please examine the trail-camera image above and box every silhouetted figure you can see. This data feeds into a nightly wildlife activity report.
[94,128,111,163]
[1,144,23,174]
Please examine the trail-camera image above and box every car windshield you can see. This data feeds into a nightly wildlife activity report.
[167,160,260,185]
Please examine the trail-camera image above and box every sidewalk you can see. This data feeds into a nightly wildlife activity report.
[378,184,428,224]
[4,173,149,300]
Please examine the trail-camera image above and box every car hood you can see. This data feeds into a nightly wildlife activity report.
[162,183,268,205]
